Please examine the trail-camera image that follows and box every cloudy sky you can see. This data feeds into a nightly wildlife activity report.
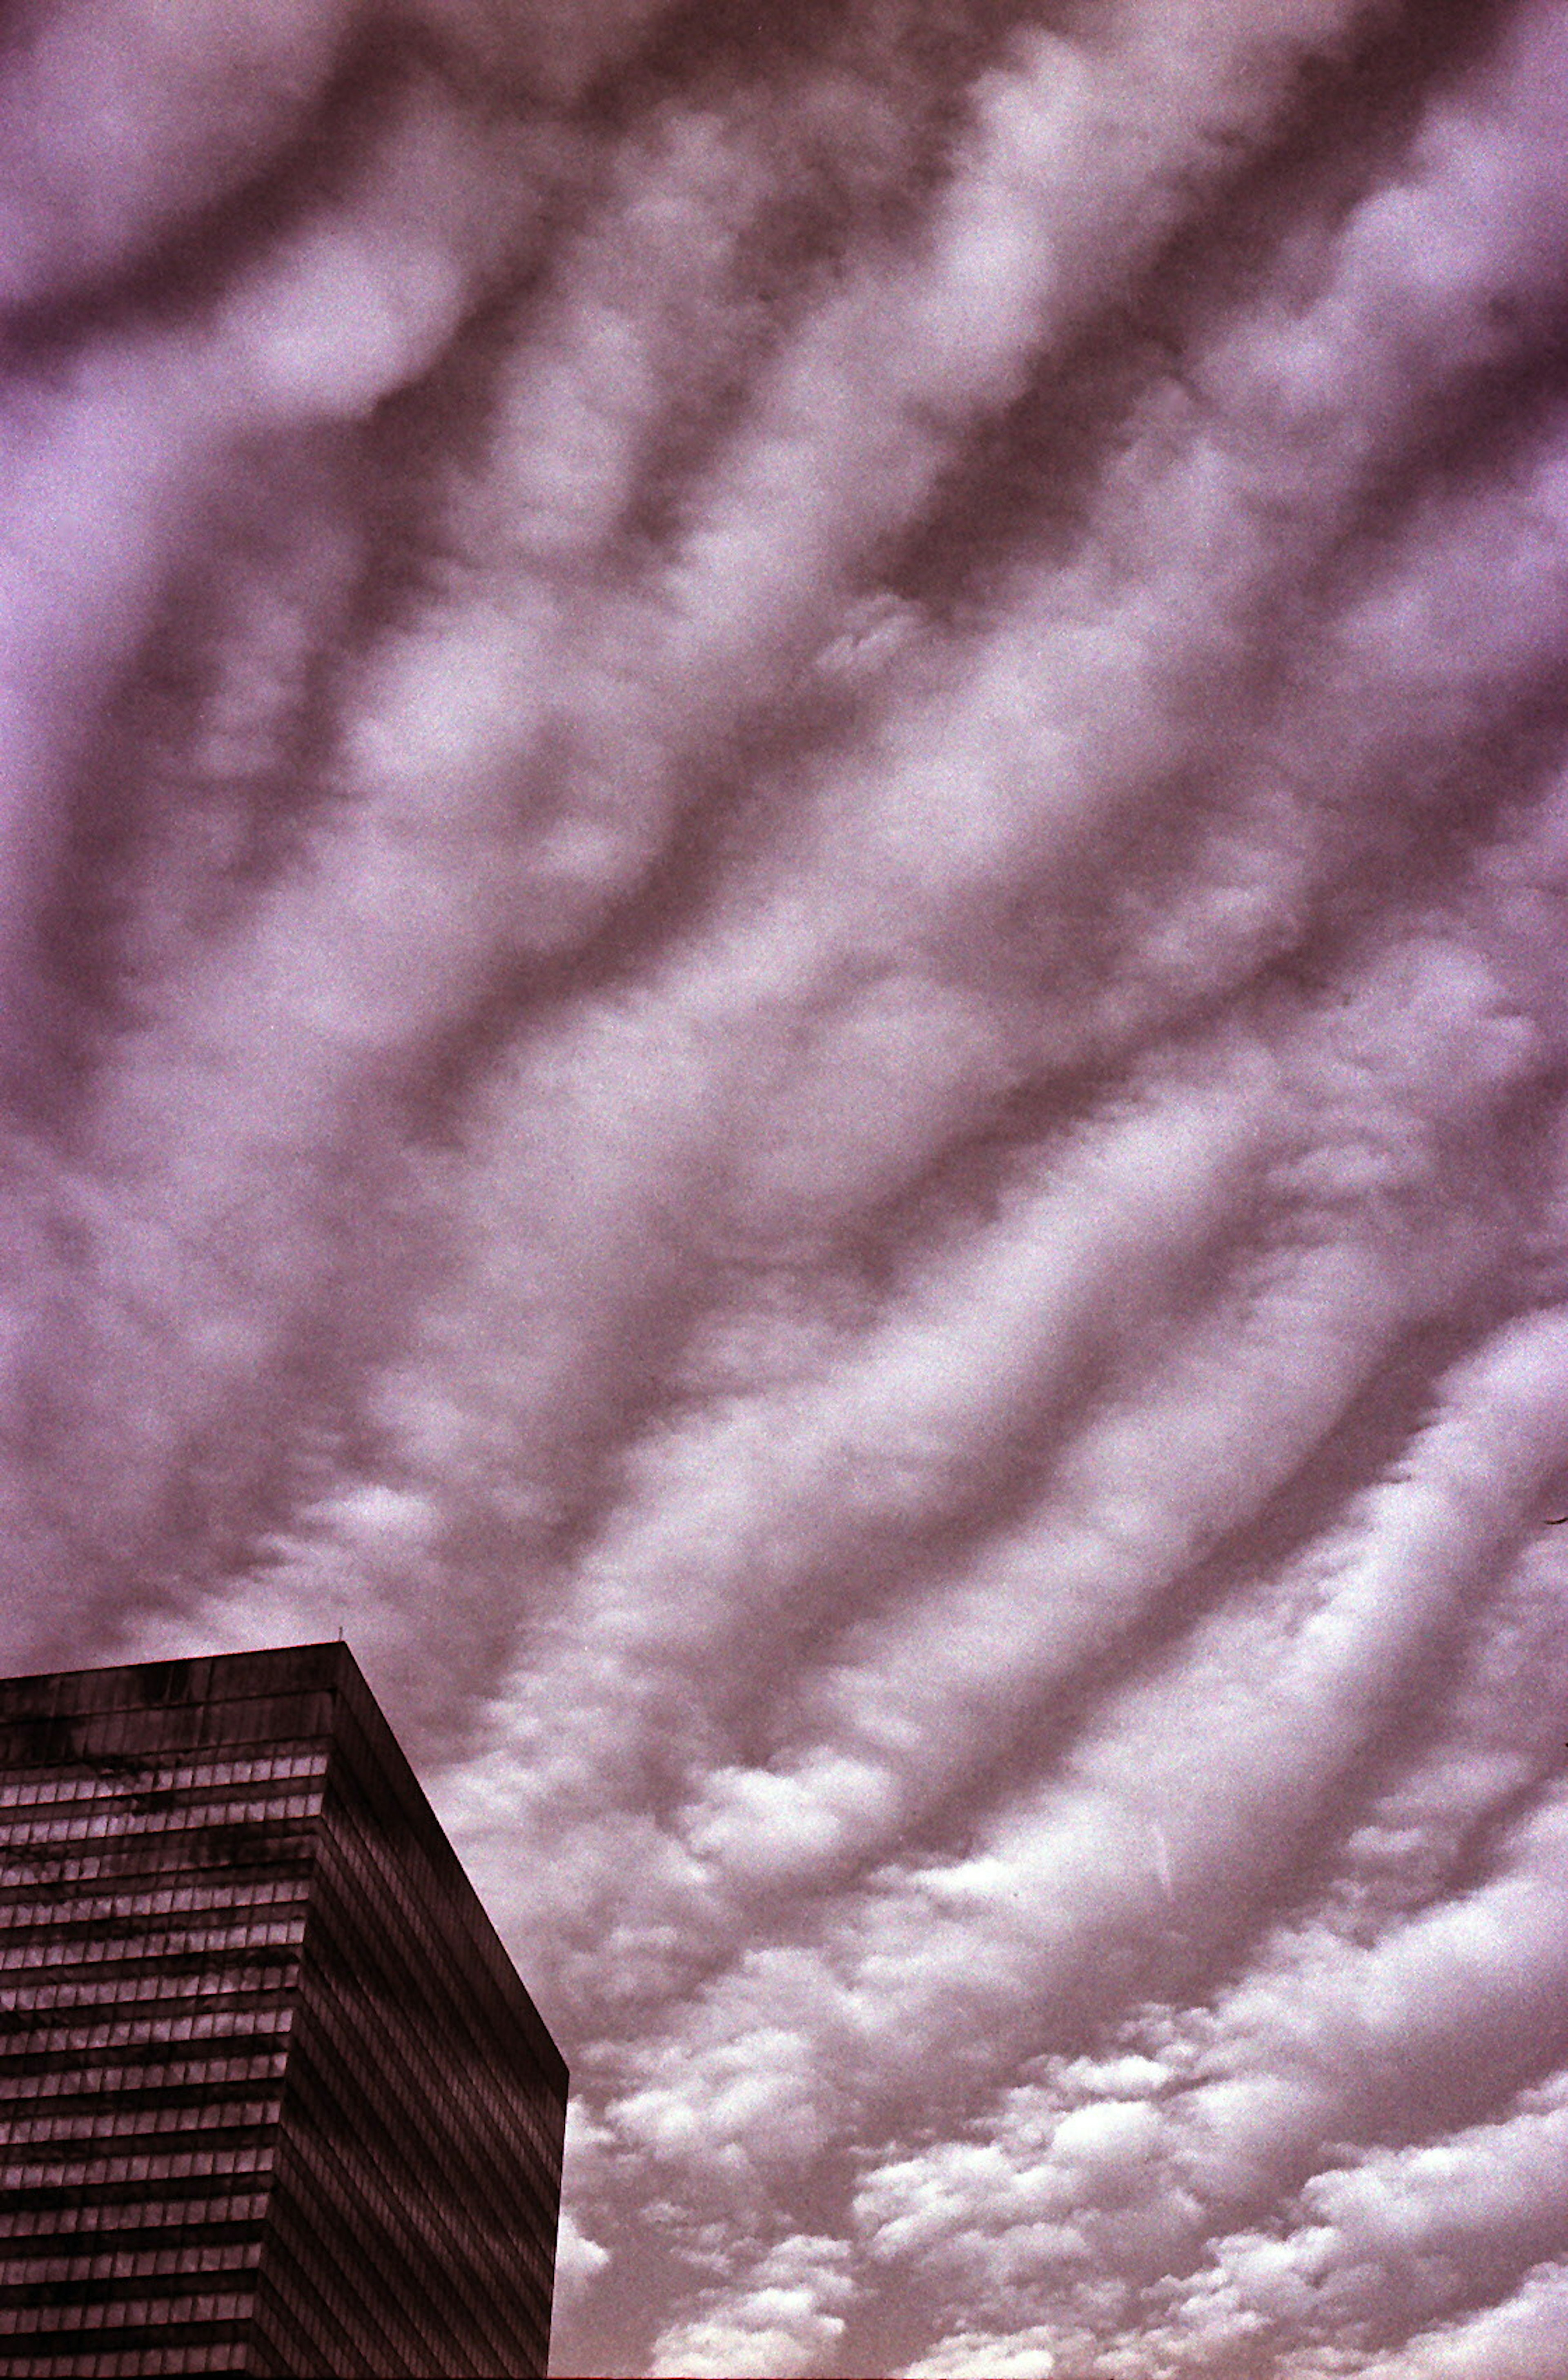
[4,0,1568,2371]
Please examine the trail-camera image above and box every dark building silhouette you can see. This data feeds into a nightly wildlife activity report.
[0,1642,566,2378]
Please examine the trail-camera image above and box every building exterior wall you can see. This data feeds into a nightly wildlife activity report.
[0,1645,566,2380]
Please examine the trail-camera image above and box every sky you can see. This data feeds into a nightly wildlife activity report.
[2,0,1568,2371]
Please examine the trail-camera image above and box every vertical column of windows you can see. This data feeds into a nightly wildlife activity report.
[301,1918,531,2351]
[262,1760,559,2378]
[314,1803,561,2216]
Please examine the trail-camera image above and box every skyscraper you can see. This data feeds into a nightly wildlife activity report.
[0,1642,566,2379]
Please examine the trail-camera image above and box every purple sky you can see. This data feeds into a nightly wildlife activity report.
[4,0,1568,2372]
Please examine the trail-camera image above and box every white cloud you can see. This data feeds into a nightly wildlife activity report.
[648,2235,855,2379]
[554,2205,612,2318]
[0,0,351,309]
[7,1,1568,2374]
[1348,2262,1568,2380]
[901,2327,1060,2378]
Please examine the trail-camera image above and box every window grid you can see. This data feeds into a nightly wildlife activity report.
[0,1646,563,2376]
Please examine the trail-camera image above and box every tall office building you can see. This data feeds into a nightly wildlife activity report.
[0,1643,567,2379]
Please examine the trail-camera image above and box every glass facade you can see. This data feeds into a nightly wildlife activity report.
[0,1645,566,2379]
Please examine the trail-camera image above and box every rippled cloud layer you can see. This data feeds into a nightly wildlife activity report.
[4,0,1568,2371]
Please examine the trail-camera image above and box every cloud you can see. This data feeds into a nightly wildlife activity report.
[600,1316,1568,2173]
[1350,2263,1568,2380]
[0,0,353,310]
[648,2235,855,2379]
[902,2327,1061,2378]
[849,1792,1568,2372]
[5,0,1568,2373]
[553,2204,612,2319]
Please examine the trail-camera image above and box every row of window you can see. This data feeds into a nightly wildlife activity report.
[0,2235,263,2287]
[0,2004,294,2059]
[0,1753,329,1810]
[0,1917,308,1973]
[0,2292,251,2334]
[0,1794,322,1850]
[0,2193,270,2240]
[0,2345,247,2376]
[2,1963,298,2014]
[0,1879,310,1930]
[0,2098,278,2150]
[1,2142,272,2191]
[0,1851,290,1890]
[5,1679,336,1745]
[0,2051,286,2106]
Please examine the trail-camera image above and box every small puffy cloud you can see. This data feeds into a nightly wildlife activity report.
[648,2235,855,2379]
[901,2327,1061,2378]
